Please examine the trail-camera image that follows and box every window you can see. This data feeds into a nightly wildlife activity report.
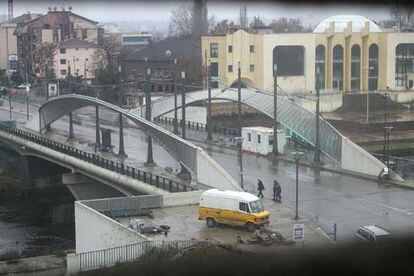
[239,202,250,213]
[75,48,79,51]
[257,134,261,144]
[210,43,218,58]
[249,64,255,72]
[250,45,255,53]
[351,44,361,91]
[60,69,67,75]
[333,45,344,90]
[369,44,379,91]
[248,133,251,142]
[273,46,305,76]
[228,45,233,53]
[82,29,87,39]
[315,45,325,89]
[395,44,413,87]
[60,48,66,54]
[210,62,219,88]
[60,59,66,65]
[228,65,233,72]
[250,200,264,213]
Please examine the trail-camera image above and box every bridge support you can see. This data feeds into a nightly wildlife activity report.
[68,112,74,140]
[118,113,126,156]
[95,104,100,150]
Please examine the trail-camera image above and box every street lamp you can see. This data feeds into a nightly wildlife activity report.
[292,151,304,220]
[273,64,278,155]
[234,136,244,189]
[118,65,122,107]
[384,126,393,169]
[181,71,186,139]
[365,66,374,123]
[314,67,321,163]
[207,59,212,140]
[173,57,179,134]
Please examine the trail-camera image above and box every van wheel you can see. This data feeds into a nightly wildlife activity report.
[206,218,216,228]
[246,222,256,232]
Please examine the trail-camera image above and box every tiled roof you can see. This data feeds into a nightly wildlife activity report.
[124,39,200,61]
[58,39,99,49]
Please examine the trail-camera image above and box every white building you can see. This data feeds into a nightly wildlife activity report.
[242,126,286,155]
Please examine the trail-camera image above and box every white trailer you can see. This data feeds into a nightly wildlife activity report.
[241,126,286,155]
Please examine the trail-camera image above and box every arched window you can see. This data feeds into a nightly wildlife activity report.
[333,45,343,90]
[351,45,361,91]
[315,45,325,89]
[395,44,414,88]
[369,44,379,91]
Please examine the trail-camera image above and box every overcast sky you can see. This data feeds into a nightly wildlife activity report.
[0,0,392,26]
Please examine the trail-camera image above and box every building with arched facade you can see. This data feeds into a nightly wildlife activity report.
[201,14,414,94]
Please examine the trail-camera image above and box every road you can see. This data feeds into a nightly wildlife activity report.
[2,96,414,242]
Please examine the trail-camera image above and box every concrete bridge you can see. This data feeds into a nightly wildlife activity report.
[134,88,402,180]
[0,95,243,201]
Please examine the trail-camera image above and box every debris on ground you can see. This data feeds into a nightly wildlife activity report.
[236,228,294,247]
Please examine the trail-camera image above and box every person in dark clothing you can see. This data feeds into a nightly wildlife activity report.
[257,179,265,198]
[273,180,281,203]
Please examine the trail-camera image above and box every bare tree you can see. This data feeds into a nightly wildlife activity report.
[249,15,265,28]
[269,17,305,33]
[238,5,248,27]
[211,19,237,35]
[390,4,414,31]
[33,43,56,79]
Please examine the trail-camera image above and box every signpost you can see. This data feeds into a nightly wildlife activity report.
[293,223,305,248]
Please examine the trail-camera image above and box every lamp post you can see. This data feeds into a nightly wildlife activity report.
[207,60,212,140]
[173,58,179,134]
[145,63,155,166]
[181,71,186,139]
[314,67,321,163]
[234,136,244,190]
[382,92,392,166]
[273,64,278,155]
[292,151,304,220]
[237,62,242,137]
[118,65,122,107]
[384,126,393,168]
[365,66,374,123]
[26,85,30,121]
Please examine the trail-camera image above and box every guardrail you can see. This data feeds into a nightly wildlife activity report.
[81,194,163,212]
[70,240,206,273]
[155,116,238,136]
[0,122,196,193]
[371,152,414,170]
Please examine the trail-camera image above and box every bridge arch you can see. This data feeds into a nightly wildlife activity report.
[135,88,395,179]
[38,95,241,191]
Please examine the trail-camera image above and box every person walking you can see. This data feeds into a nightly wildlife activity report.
[273,180,281,203]
[257,179,265,198]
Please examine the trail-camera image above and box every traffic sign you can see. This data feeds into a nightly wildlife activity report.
[293,224,305,241]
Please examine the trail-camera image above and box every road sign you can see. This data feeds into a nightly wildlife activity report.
[293,224,305,241]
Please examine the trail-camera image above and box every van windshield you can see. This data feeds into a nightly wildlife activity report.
[250,200,264,213]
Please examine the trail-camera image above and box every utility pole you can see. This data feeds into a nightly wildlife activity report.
[45,63,49,100]
[207,60,212,140]
[181,71,186,139]
[69,112,74,139]
[173,58,179,134]
[314,67,321,163]
[273,64,279,155]
[118,113,125,156]
[237,62,244,189]
[118,65,122,107]
[26,85,30,121]
[293,151,304,220]
[145,66,155,165]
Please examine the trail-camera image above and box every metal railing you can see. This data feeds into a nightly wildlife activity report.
[0,122,196,192]
[81,195,163,212]
[76,240,206,272]
[155,116,238,136]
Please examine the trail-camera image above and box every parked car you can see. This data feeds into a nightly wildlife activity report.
[17,83,30,89]
[356,225,391,243]
[198,189,270,232]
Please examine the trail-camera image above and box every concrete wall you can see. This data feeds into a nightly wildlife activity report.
[341,136,386,177]
[163,190,203,207]
[196,148,242,191]
[74,201,148,253]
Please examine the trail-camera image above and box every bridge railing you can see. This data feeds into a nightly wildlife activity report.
[0,122,196,193]
[155,117,238,136]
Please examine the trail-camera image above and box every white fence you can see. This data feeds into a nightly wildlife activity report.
[67,240,206,274]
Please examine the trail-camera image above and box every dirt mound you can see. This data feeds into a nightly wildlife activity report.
[336,93,407,113]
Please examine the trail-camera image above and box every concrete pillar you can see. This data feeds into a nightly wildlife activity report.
[95,104,100,148]
[118,113,126,156]
[69,112,74,140]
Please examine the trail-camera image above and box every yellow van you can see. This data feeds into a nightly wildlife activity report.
[199,189,270,232]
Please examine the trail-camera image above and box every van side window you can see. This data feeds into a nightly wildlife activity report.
[368,234,375,243]
[239,202,250,213]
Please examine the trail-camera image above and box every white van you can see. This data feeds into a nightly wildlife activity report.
[198,189,270,232]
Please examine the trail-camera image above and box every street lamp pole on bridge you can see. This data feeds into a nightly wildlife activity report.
[144,62,155,166]
[273,64,279,155]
